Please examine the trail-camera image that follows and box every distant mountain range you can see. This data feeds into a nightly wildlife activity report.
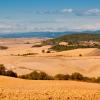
[0,30,100,38]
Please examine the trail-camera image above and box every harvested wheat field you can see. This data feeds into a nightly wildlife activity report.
[0,38,100,77]
[0,76,100,100]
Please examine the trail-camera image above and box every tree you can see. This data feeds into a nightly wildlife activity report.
[0,64,6,75]
[28,71,39,80]
[46,50,51,53]
[79,54,82,57]
[42,50,45,53]
[39,72,53,80]
[6,70,17,77]
[71,72,84,80]
[95,77,100,83]
[54,74,70,80]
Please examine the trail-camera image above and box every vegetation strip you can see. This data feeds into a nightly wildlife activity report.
[0,64,100,83]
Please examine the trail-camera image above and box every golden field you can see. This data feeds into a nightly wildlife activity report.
[0,76,100,100]
[0,38,100,100]
[0,38,100,77]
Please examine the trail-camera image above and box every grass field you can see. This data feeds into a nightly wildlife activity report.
[0,76,100,100]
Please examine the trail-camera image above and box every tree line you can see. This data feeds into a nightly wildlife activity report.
[0,64,100,83]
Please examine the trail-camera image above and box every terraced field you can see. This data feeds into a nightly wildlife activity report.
[0,76,100,100]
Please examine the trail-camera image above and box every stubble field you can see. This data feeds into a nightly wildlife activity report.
[0,76,100,100]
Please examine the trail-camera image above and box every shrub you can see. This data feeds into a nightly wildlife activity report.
[0,46,8,50]
[89,77,97,83]
[79,54,82,57]
[39,72,54,80]
[54,74,70,80]
[0,64,6,75]
[54,74,65,80]
[95,77,100,83]
[46,50,51,53]
[64,74,71,80]
[32,45,42,47]
[42,50,45,53]
[23,71,39,80]
[71,72,84,80]
[25,42,30,44]
[0,64,17,77]
[20,71,53,80]
[16,53,38,56]
[6,70,17,77]
[83,76,91,82]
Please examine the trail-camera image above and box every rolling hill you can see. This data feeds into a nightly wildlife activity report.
[48,33,100,42]
[0,76,100,100]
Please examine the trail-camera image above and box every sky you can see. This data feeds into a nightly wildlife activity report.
[0,0,100,33]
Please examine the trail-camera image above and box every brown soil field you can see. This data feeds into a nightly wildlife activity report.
[0,76,100,100]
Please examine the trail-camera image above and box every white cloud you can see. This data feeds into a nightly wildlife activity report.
[75,8,100,16]
[78,24,100,30]
[61,8,73,13]
[35,8,100,16]
[36,8,73,15]
[0,20,74,33]
[85,9,100,15]
[0,20,100,33]
[0,9,100,33]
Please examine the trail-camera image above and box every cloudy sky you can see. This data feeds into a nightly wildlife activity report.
[0,0,100,33]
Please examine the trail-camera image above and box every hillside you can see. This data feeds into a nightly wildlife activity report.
[0,76,100,100]
[0,32,73,38]
[51,33,100,42]
[43,33,100,45]
[42,33,100,51]
[0,38,99,77]
[47,48,100,57]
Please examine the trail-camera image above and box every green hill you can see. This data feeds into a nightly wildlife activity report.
[42,33,100,52]
[51,33,100,43]
[42,33,100,44]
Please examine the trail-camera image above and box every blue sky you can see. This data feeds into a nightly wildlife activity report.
[0,0,100,33]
